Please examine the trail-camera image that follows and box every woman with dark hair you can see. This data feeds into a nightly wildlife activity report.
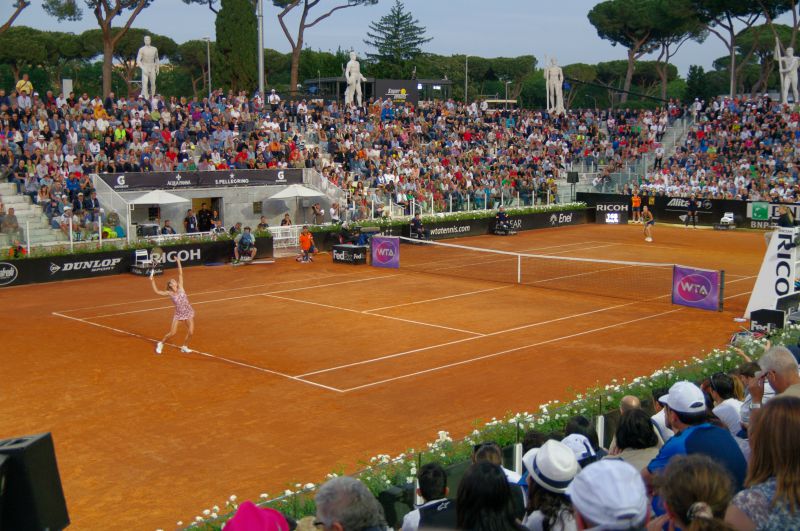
[457,462,526,531]
[726,396,800,530]
[521,440,578,531]
[606,408,660,472]
[653,454,734,531]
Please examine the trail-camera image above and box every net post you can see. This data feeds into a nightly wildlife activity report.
[467,195,470,211]
[430,193,434,215]
[517,254,521,284]
[98,214,103,247]
[371,199,374,219]
[449,195,452,213]
[25,220,30,254]
[485,191,488,211]
[69,216,74,252]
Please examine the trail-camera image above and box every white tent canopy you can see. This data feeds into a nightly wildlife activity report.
[269,184,325,200]
[129,190,191,205]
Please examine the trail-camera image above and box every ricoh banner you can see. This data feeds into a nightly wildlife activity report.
[96,169,303,192]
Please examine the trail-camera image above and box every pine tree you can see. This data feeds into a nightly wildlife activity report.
[215,0,257,92]
[364,0,432,65]
[685,65,708,102]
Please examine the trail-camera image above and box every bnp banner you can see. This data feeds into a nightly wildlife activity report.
[371,236,400,268]
[672,265,724,312]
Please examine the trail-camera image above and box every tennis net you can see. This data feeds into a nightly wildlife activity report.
[397,236,674,301]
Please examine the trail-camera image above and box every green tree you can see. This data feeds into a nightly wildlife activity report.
[41,31,94,91]
[275,0,378,93]
[588,0,662,103]
[562,63,597,108]
[216,0,257,92]
[1,0,30,35]
[737,23,792,95]
[364,0,431,67]
[685,64,710,101]
[0,26,46,81]
[651,0,706,100]
[43,0,156,96]
[691,0,785,97]
[177,40,215,98]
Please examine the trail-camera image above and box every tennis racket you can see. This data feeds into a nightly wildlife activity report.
[149,246,164,273]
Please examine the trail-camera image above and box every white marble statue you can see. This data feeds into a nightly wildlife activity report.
[344,51,366,107]
[775,38,799,105]
[544,56,565,114]
[136,36,160,99]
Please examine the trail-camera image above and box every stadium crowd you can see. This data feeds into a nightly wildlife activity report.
[633,94,800,203]
[0,78,688,236]
[218,345,800,531]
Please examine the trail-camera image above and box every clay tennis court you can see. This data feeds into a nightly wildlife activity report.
[2,223,764,529]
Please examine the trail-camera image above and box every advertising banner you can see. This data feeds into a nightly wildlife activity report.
[595,203,630,225]
[672,265,724,312]
[374,80,419,106]
[371,236,400,268]
[97,169,303,192]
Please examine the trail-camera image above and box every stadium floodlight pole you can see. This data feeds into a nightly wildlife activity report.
[505,81,511,109]
[464,55,468,102]
[257,0,265,100]
[203,37,212,100]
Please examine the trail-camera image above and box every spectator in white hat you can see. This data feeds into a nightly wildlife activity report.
[566,460,649,530]
[521,440,578,531]
[561,434,598,469]
[643,381,746,497]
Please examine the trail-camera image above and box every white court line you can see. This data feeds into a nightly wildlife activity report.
[79,274,401,319]
[363,286,509,312]
[297,276,759,379]
[337,308,684,392]
[51,311,343,393]
[263,294,485,336]
[56,272,352,313]
[296,298,644,378]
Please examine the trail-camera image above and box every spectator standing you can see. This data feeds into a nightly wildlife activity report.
[15,74,33,98]
[1,207,21,241]
[183,208,198,233]
[197,202,213,232]
[314,477,386,531]
[268,89,280,113]
[726,396,800,530]
[257,216,269,231]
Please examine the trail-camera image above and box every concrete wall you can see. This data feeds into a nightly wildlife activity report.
[121,186,333,233]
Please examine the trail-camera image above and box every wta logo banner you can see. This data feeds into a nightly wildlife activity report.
[371,236,400,269]
[671,265,724,312]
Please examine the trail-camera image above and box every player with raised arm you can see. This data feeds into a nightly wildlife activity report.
[150,257,195,354]
[643,205,655,243]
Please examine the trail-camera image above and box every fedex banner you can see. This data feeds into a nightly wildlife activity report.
[371,236,400,269]
[672,265,724,312]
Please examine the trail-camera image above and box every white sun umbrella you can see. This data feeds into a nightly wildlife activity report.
[269,184,324,223]
[129,190,191,205]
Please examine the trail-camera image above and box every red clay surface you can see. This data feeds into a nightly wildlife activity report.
[0,223,763,529]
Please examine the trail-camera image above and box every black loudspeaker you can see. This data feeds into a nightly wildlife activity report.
[0,433,70,531]
[567,171,579,184]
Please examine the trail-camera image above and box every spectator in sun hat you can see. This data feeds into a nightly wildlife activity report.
[521,440,578,531]
[561,434,598,470]
[225,500,294,531]
[566,460,649,530]
[643,380,746,506]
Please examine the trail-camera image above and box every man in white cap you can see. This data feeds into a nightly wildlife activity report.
[567,460,649,530]
[643,381,746,500]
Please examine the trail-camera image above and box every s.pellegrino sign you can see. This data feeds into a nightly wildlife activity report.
[672,265,724,312]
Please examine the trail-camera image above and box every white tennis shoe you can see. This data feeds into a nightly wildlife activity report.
[180,346,191,353]
[645,237,653,242]
[155,342,163,354]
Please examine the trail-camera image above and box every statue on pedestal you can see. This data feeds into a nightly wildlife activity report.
[775,37,799,105]
[344,51,366,107]
[544,57,565,114]
[136,36,160,99]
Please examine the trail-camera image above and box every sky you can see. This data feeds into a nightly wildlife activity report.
[1,0,796,76]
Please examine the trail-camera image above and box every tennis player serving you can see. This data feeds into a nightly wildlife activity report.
[150,257,195,354]
[642,205,655,242]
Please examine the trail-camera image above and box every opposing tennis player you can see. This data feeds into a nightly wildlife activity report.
[643,205,655,242]
[150,257,195,354]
